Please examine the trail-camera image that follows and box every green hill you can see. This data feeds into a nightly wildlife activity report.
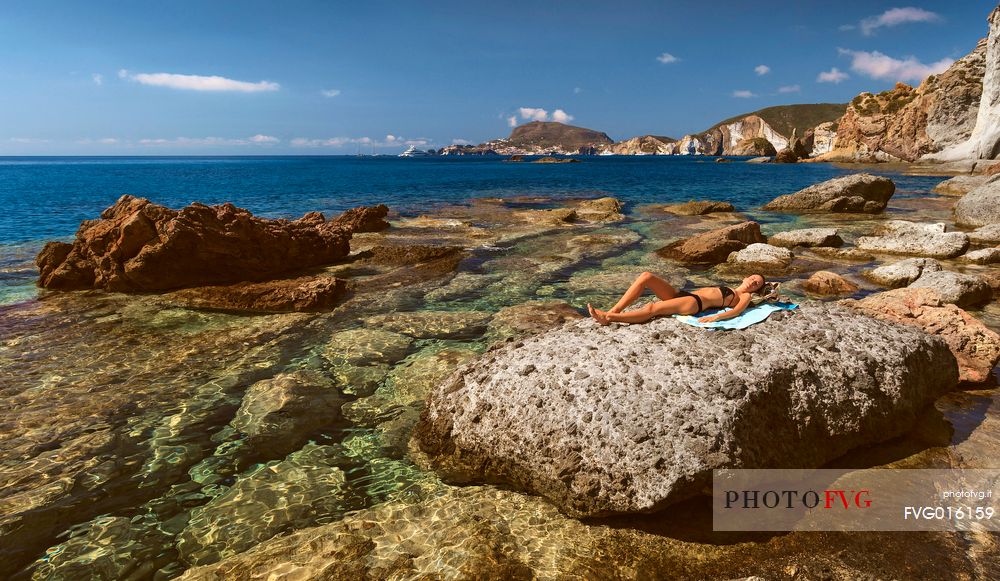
[507,121,613,150]
[704,103,847,137]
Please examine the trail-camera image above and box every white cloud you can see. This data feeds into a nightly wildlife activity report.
[656,52,679,64]
[817,67,850,83]
[452,139,472,145]
[778,84,801,93]
[121,70,279,92]
[138,135,280,146]
[573,87,582,94]
[754,64,771,76]
[321,89,341,97]
[551,109,574,123]
[76,137,120,145]
[838,48,953,82]
[8,137,49,144]
[291,137,353,147]
[514,107,574,124]
[838,24,856,31]
[290,134,427,148]
[732,90,756,98]
[91,73,103,85]
[860,7,940,36]
[518,107,549,121]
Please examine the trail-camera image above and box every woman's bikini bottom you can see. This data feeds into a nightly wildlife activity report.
[676,290,703,313]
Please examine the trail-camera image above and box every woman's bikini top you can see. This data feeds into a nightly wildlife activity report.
[719,286,736,308]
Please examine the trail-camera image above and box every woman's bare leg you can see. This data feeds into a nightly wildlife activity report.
[609,271,678,313]
[590,296,696,325]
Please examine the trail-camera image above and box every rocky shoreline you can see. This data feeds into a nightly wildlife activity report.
[3,164,1000,579]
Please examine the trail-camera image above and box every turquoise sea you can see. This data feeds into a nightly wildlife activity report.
[0,155,945,305]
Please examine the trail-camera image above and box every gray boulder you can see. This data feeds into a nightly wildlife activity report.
[961,247,1000,264]
[412,304,957,517]
[908,270,992,308]
[856,224,969,259]
[724,243,793,272]
[762,173,895,213]
[955,176,1000,227]
[768,227,843,248]
[866,258,942,287]
[932,175,988,196]
[970,223,1000,244]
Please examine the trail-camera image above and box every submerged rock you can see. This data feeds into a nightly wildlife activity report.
[656,221,765,264]
[177,444,347,566]
[164,275,347,313]
[844,288,1000,383]
[657,200,735,216]
[230,372,346,461]
[487,300,584,340]
[907,270,991,308]
[802,271,859,296]
[36,195,352,291]
[412,304,957,517]
[365,310,492,339]
[762,174,895,214]
[866,258,943,287]
[175,484,986,581]
[516,208,577,225]
[768,227,843,248]
[324,328,414,366]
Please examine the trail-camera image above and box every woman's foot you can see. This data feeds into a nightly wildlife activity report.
[588,304,610,326]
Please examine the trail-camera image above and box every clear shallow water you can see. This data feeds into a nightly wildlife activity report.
[0,155,945,305]
[6,155,996,579]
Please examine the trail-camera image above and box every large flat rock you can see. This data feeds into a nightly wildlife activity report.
[412,304,957,517]
[762,173,895,214]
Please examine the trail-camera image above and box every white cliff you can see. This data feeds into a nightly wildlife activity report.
[924,6,1000,162]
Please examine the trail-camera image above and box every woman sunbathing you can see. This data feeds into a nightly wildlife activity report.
[588,271,765,325]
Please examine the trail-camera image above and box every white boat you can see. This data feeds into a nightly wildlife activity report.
[399,145,432,157]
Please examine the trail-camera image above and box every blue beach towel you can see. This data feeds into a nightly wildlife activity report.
[674,301,798,330]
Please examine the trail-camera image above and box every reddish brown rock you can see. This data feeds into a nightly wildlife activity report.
[330,204,390,232]
[37,195,353,292]
[820,40,987,162]
[656,221,765,264]
[843,287,1000,383]
[802,271,859,296]
[359,244,465,267]
[164,275,347,312]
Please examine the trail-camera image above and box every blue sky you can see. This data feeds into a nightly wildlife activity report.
[0,1,995,154]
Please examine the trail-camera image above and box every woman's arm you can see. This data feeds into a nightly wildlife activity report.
[698,293,752,323]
